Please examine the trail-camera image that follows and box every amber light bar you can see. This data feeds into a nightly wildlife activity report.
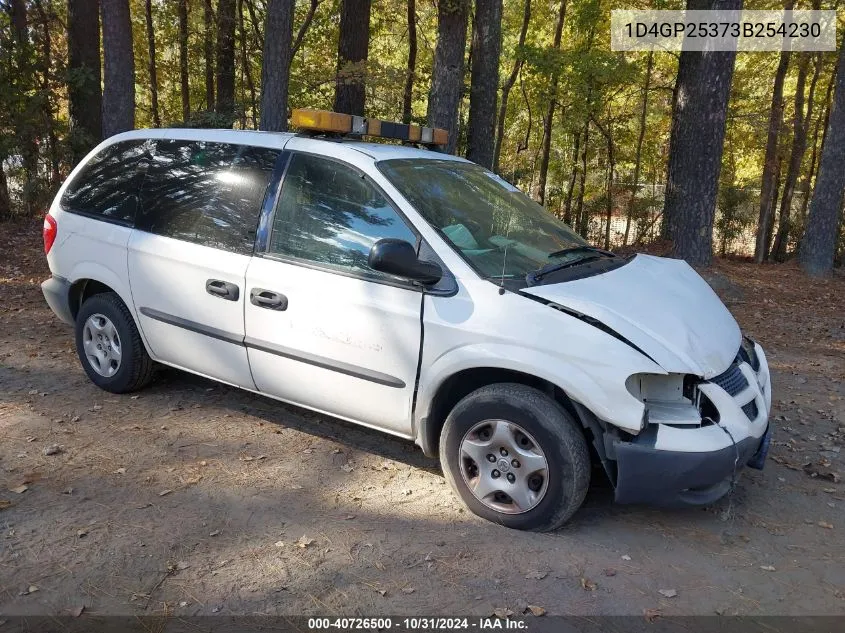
[290,108,448,147]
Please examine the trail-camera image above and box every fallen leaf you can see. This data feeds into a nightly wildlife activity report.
[760,565,776,571]
[492,608,514,619]
[524,570,548,580]
[644,608,662,622]
[68,605,85,617]
[20,585,38,596]
[580,577,597,591]
[818,521,834,529]
[296,535,314,548]
[0,500,12,510]
[658,589,678,598]
[159,489,173,497]
[524,605,546,617]
[9,485,28,494]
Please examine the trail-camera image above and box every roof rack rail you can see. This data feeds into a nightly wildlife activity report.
[290,108,448,148]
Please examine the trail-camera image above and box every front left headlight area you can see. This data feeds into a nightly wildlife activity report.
[624,337,772,452]
[625,372,713,429]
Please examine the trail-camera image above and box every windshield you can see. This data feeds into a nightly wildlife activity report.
[377,159,588,281]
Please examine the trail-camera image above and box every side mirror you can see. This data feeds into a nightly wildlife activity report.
[368,239,443,286]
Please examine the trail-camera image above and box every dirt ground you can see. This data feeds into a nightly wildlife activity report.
[1,219,844,619]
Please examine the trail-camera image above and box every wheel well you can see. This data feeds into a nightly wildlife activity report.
[69,279,115,320]
[419,367,582,458]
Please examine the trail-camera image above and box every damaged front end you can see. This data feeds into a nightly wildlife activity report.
[603,338,772,506]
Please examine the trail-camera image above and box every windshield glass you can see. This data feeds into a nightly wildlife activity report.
[377,158,588,280]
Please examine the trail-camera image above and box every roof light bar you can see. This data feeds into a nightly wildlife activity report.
[290,108,448,147]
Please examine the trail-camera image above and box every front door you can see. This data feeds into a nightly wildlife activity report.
[244,146,422,436]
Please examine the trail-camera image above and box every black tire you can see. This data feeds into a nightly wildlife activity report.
[74,292,154,393]
[439,383,590,531]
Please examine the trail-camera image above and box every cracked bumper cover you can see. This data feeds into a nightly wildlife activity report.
[613,342,772,507]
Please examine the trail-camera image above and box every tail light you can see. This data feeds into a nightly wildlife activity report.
[43,214,57,254]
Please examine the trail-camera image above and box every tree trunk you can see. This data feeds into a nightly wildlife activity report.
[204,0,215,110]
[292,0,318,55]
[624,50,653,246]
[334,0,371,116]
[178,0,190,121]
[535,0,567,203]
[800,38,845,276]
[466,0,503,169]
[771,53,819,261]
[9,0,40,214]
[0,166,11,221]
[798,61,835,227]
[259,0,295,131]
[67,0,103,161]
[754,0,794,263]
[492,0,530,173]
[428,0,470,155]
[216,0,236,117]
[665,0,741,267]
[144,0,161,127]
[574,119,590,236]
[562,130,580,225]
[34,0,61,187]
[238,0,257,128]
[402,0,417,123]
[101,0,135,137]
[592,116,615,249]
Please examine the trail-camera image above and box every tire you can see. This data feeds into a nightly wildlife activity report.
[75,292,154,393]
[439,383,590,531]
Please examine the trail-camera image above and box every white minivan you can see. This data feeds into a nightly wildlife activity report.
[41,120,772,530]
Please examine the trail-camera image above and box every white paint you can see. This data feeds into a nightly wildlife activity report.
[44,128,771,478]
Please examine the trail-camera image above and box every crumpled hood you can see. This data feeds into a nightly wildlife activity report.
[523,254,741,378]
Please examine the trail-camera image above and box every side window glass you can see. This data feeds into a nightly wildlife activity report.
[268,153,417,275]
[137,140,279,255]
[61,140,152,224]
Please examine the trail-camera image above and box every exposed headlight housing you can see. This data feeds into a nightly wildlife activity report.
[626,373,715,428]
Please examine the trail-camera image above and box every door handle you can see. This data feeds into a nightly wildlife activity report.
[206,279,240,301]
[250,288,288,311]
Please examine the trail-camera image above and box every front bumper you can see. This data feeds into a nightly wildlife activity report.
[41,275,74,326]
[613,341,772,506]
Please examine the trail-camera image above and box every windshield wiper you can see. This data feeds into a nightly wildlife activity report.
[547,245,615,259]
[526,255,604,285]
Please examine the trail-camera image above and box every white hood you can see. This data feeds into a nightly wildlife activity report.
[523,254,741,378]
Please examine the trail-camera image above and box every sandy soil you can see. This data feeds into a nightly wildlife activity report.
[1,220,844,619]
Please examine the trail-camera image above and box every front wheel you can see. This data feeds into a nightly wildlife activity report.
[439,383,590,531]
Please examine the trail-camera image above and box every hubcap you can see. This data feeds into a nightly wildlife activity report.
[459,419,549,514]
[82,313,122,378]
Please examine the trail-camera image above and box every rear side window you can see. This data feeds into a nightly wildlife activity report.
[61,140,152,224]
[136,140,280,255]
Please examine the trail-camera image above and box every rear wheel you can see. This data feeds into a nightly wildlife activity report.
[439,383,590,531]
[75,292,154,393]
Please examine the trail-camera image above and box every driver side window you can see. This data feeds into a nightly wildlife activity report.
[268,153,417,275]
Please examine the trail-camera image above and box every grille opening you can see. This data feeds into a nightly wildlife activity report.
[742,400,758,421]
[710,363,748,396]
